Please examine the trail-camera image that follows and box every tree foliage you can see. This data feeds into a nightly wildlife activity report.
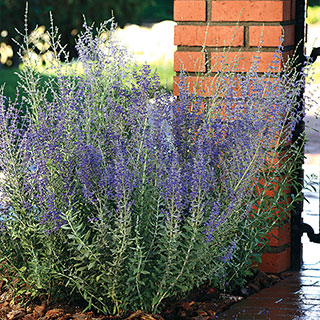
[0,0,165,65]
[308,0,318,7]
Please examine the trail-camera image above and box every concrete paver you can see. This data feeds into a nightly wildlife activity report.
[216,271,320,319]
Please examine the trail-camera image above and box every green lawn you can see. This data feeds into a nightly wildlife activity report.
[0,67,56,103]
[149,61,174,90]
[0,68,20,101]
[0,61,174,101]
[306,61,320,85]
[307,6,320,25]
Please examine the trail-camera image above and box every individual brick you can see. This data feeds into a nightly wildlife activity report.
[291,0,296,20]
[211,0,291,22]
[267,223,291,247]
[210,51,291,73]
[260,247,291,273]
[174,51,206,72]
[173,74,243,97]
[255,175,292,198]
[174,25,244,47]
[249,25,295,47]
[173,75,217,96]
[174,0,206,21]
[264,150,291,171]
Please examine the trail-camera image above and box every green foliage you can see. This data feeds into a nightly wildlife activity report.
[307,6,320,25]
[142,0,173,23]
[0,61,174,103]
[309,0,320,8]
[0,67,54,102]
[0,68,19,100]
[149,61,174,91]
[0,0,156,65]
[0,19,239,315]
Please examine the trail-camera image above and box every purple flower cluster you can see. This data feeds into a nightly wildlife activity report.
[0,20,304,253]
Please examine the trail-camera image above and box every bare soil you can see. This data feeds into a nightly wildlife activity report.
[0,271,283,320]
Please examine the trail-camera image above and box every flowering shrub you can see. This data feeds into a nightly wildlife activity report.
[0,16,309,315]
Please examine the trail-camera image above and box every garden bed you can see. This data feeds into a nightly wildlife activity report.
[0,15,310,320]
[0,271,283,320]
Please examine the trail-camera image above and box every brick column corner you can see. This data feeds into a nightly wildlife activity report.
[173,0,297,273]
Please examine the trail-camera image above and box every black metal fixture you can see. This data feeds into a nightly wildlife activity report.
[301,223,320,243]
[310,47,320,63]
[291,0,306,270]
[299,46,320,245]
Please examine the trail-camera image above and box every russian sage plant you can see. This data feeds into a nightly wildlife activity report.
[0,16,309,315]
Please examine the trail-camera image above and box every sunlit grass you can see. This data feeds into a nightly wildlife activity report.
[0,59,174,103]
[307,6,320,25]
[306,61,320,84]
[148,60,174,90]
[0,55,174,102]
[306,6,320,83]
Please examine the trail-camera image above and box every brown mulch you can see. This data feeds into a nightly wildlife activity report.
[0,271,286,320]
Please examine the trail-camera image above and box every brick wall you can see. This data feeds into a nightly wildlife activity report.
[173,0,298,273]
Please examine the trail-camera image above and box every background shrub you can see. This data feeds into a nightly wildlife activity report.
[0,0,172,66]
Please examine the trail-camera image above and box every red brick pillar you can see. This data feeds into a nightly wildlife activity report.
[173,0,296,273]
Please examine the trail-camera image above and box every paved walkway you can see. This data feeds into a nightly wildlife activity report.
[215,216,320,319]
[216,269,320,319]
